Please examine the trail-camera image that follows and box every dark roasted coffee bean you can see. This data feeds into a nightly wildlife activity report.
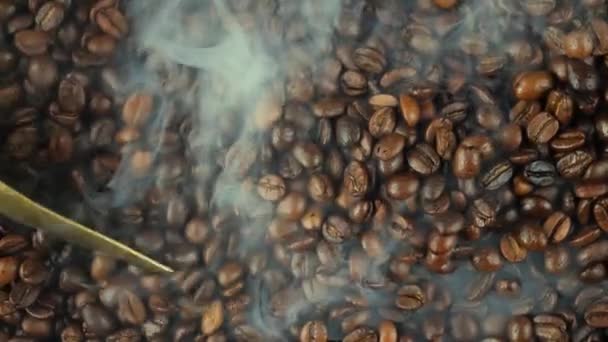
[343,161,369,198]
[524,160,556,186]
[386,172,419,200]
[527,112,559,144]
[516,223,548,251]
[15,30,51,56]
[481,161,513,190]
[594,198,608,232]
[585,301,608,327]
[556,150,593,178]
[407,143,440,175]
[568,59,599,92]
[543,211,572,243]
[374,133,405,161]
[0,256,18,286]
[368,107,395,138]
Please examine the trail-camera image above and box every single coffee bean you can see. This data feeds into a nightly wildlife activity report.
[481,161,513,190]
[81,304,116,336]
[544,246,570,274]
[545,90,573,126]
[10,282,41,308]
[407,143,440,175]
[399,94,420,127]
[343,161,369,198]
[200,299,223,336]
[577,240,608,267]
[564,29,595,59]
[322,215,352,244]
[0,256,18,286]
[527,112,559,144]
[556,150,593,178]
[35,1,65,31]
[507,316,534,341]
[58,76,86,113]
[292,142,322,169]
[368,107,396,138]
[353,46,386,74]
[516,223,548,251]
[550,130,585,152]
[122,92,153,127]
[396,284,425,310]
[308,173,335,202]
[500,234,528,263]
[453,145,482,179]
[95,7,128,39]
[27,56,58,89]
[117,290,146,325]
[14,30,51,56]
[257,174,286,202]
[585,301,608,328]
[86,33,117,57]
[0,234,28,255]
[374,133,405,161]
[300,320,328,342]
[593,198,608,231]
[543,211,572,243]
[513,71,554,101]
[524,160,556,186]
[567,59,599,92]
[386,173,419,200]
[341,70,367,96]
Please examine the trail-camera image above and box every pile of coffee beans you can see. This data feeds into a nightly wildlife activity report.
[2,0,608,341]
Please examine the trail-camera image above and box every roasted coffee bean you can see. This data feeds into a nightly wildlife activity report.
[368,107,396,138]
[585,301,608,328]
[322,215,352,244]
[36,1,65,31]
[386,172,419,200]
[513,71,554,101]
[500,234,528,263]
[300,320,328,342]
[15,30,51,56]
[399,94,420,127]
[550,130,585,152]
[593,198,608,232]
[524,160,556,186]
[507,315,534,341]
[374,133,405,161]
[257,174,286,202]
[556,150,593,178]
[336,116,361,147]
[0,256,18,286]
[568,59,599,92]
[545,246,570,274]
[343,161,369,198]
[95,7,128,39]
[407,143,440,175]
[543,211,572,243]
[481,161,513,190]
[527,112,559,144]
[396,284,425,310]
